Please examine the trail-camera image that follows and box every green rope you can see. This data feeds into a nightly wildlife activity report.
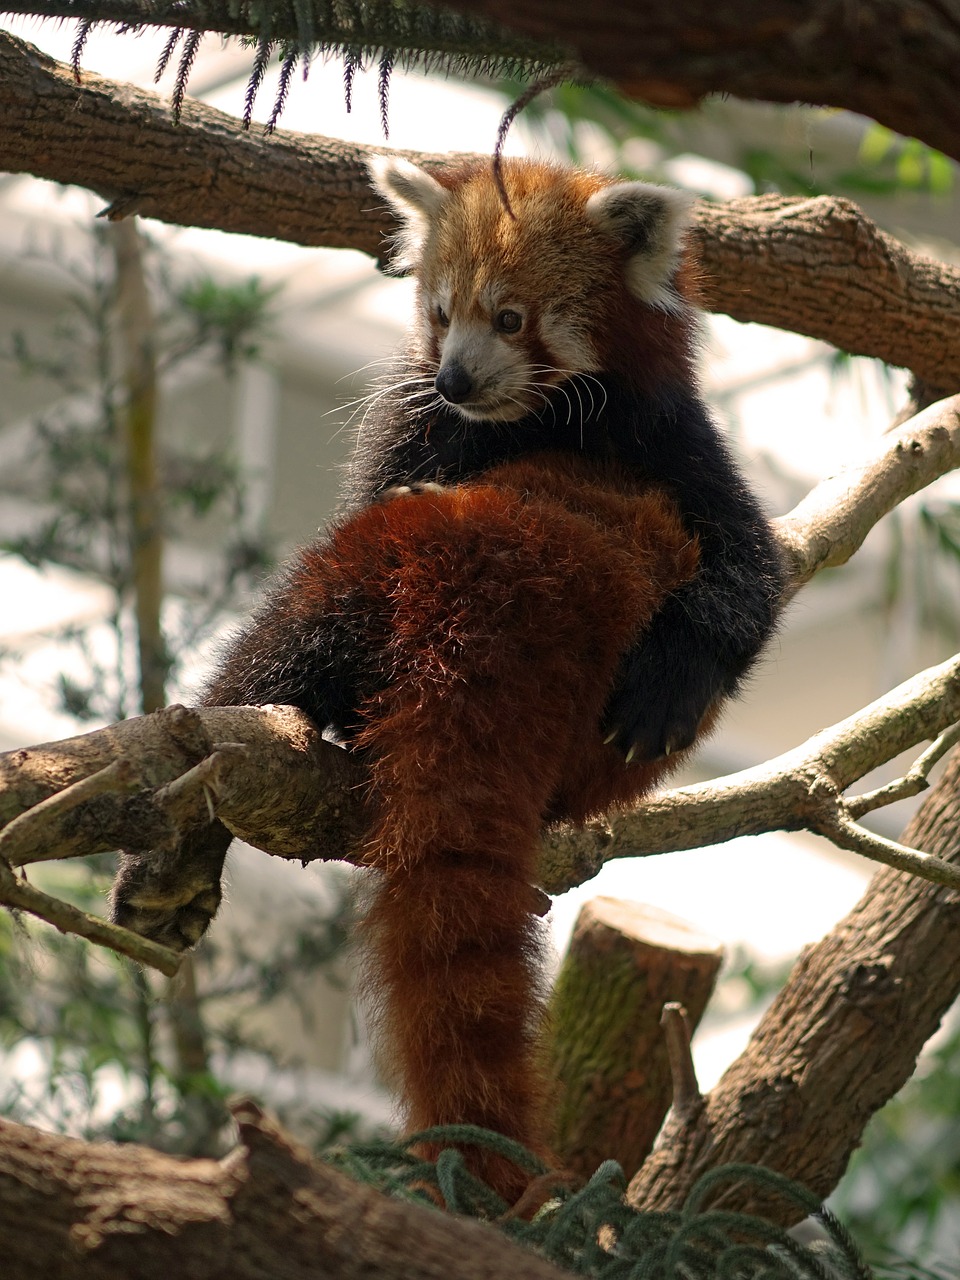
[325,1126,876,1279]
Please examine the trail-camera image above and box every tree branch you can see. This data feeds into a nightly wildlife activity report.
[1,30,960,388]
[542,651,960,891]
[0,856,181,974]
[660,1003,702,1121]
[0,703,369,866]
[0,703,370,967]
[846,723,960,818]
[627,740,960,1221]
[0,1099,573,1280]
[691,197,960,395]
[0,0,571,78]
[776,395,960,586]
[444,0,960,167]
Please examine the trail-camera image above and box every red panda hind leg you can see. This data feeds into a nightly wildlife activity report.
[333,470,695,1203]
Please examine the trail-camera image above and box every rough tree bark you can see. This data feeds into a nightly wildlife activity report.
[628,742,960,1223]
[0,1100,573,1280]
[548,899,723,1181]
[444,0,960,166]
[1,31,959,389]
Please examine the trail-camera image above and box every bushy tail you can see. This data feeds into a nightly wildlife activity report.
[335,471,699,1203]
[362,847,551,1203]
[355,603,573,1203]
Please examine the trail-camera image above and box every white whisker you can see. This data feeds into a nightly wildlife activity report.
[326,375,434,419]
[520,366,609,430]
[333,355,402,384]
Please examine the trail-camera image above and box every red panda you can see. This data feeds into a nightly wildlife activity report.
[115,157,785,1205]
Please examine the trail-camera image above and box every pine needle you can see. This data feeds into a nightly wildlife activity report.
[266,48,299,133]
[172,29,203,121]
[70,17,92,82]
[377,52,393,139]
[243,34,273,129]
[154,25,183,82]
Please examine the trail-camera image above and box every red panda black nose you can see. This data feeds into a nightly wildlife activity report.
[435,362,474,405]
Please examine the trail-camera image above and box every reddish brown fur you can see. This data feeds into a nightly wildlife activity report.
[292,453,698,1200]
[414,159,699,395]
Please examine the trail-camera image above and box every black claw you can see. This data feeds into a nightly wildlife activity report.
[601,617,726,765]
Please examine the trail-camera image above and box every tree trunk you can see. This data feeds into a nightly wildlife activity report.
[628,745,960,1222]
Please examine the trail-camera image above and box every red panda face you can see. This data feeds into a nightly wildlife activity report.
[368,156,694,421]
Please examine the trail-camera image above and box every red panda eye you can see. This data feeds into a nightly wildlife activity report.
[495,310,522,334]
[436,305,450,328]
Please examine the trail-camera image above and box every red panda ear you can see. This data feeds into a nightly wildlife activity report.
[367,156,450,274]
[584,181,694,312]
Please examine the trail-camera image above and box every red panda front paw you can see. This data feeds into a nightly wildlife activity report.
[602,629,723,764]
[376,481,447,503]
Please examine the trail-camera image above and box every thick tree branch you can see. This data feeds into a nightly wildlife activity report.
[1,31,960,388]
[4,647,959,948]
[627,740,960,1222]
[0,1099,572,1280]
[444,0,960,167]
[690,197,960,396]
[4,0,960,165]
[0,702,369,865]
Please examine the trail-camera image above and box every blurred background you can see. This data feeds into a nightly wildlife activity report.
[1,16,959,1271]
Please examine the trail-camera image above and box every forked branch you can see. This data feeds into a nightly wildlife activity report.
[541,651,960,892]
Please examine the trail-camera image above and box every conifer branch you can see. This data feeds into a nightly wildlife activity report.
[0,0,571,124]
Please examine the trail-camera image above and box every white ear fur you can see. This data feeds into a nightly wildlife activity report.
[367,156,450,272]
[585,181,694,312]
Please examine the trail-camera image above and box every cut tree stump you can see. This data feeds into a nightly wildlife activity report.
[548,896,723,1179]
